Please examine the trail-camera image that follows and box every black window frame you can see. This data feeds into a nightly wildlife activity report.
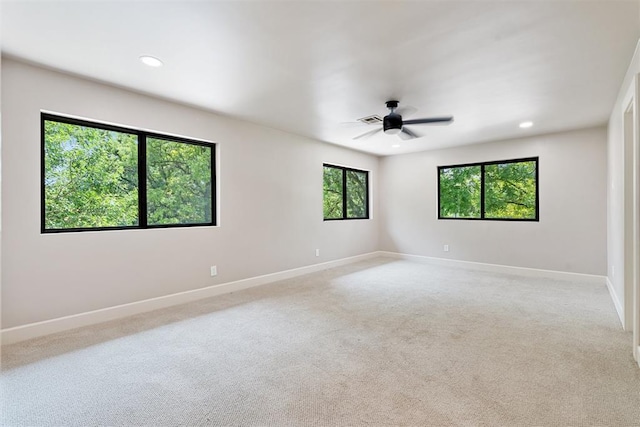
[437,156,539,222]
[41,113,217,233]
[322,163,370,221]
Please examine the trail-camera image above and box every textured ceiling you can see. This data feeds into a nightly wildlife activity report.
[2,1,639,155]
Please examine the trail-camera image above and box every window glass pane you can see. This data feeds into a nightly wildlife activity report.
[323,166,343,219]
[146,138,212,226]
[484,160,536,219]
[43,120,139,230]
[346,170,367,218]
[439,165,481,218]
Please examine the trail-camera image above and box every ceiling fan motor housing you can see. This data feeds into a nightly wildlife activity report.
[383,113,403,134]
[351,100,453,141]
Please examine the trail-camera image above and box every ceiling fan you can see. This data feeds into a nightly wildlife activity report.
[353,100,453,141]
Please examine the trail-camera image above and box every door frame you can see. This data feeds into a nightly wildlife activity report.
[633,75,640,365]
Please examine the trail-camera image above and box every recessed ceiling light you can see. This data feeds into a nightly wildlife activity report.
[519,121,533,128]
[139,55,163,67]
[392,144,401,148]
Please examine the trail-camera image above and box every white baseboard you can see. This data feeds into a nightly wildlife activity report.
[606,277,625,328]
[377,251,607,283]
[1,252,378,345]
[1,251,613,345]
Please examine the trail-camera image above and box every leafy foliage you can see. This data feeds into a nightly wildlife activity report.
[323,166,343,219]
[439,160,537,220]
[147,138,212,225]
[44,119,214,230]
[484,161,536,219]
[346,170,367,218]
[439,166,481,218]
[44,121,139,229]
[323,166,368,219]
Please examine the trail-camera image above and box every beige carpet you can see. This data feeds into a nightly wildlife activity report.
[2,257,639,426]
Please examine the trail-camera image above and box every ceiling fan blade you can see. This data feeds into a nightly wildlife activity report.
[403,116,454,125]
[399,127,419,140]
[396,105,417,118]
[353,127,382,140]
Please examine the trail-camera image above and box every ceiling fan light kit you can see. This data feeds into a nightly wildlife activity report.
[383,101,403,135]
[383,117,402,134]
[353,100,453,141]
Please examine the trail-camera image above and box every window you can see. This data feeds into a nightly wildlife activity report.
[323,164,369,220]
[42,113,215,232]
[438,157,538,221]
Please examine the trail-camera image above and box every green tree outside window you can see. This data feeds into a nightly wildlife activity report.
[438,165,481,218]
[44,121,139,229]
[438,158,538,221]
[42,115,215,232]
[323,165,368,220]
[147,138,212,225]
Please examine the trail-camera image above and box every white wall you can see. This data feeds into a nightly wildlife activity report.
[608,40,640,329]
[0,45,3,336]
[379,127,607,275]
[1,58,379,329]
[0,55,618,335]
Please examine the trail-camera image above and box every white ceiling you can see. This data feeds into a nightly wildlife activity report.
[2,1,639,156]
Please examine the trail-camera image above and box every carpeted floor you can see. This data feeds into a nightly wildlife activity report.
[1,257,639,426]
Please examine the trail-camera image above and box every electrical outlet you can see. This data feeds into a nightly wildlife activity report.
[443,245,449,252]
[210,266,217,277]
[315,249,320,257]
